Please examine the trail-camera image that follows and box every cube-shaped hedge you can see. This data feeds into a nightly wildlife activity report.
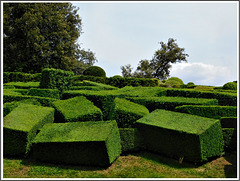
[52,96,103,123]
[3,104,55,156]
[113,98,149,128]
[32,121,122,166]
[136,109,224,163]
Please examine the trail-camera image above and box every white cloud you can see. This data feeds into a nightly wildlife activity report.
[170,62,236,86]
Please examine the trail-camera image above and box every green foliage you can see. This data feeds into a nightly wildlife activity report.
[119,128,141,153]
[113,98,149,128]
[127,96,218,112]
[222,128,237,151]
[83,66,106,77]
[72,80,118,90]
[136,109,224,162]
[4,82,40,89]
[3,72,41,83]
[175,105,237,119]
[165,77,184,88]
[220,117,237,128]
[186,82,196,88]
[222,82,237,90]
[40,68,74,92]
[32,121,121,166]
[106,77,160,88]
[27,88,60,99]
[73,75,106,84]
[3,99,41,117]
[166,89,237,106]
[3,3,82,73]
[52,96,103,123]
[121,64,133,78]
[3,104,54,156]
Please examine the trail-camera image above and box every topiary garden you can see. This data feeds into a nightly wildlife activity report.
[3,68,238,177]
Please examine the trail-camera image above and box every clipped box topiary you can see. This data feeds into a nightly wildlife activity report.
[52,96,103,123]
[83,66,106,78]
[3,104,55,156]
[136,109,224,163]
[32,121,122,166]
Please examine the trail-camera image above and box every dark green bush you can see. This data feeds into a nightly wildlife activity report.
[222,82,237,90]
[175,105,237,119]
[119,128,141,153]
[127,96,218,112]
[3,104,54,156]
[222,128,237,151]
[112,98,149,128]
[83,66,106,78]
[220,117,237,128]
[3,72,41,83]
[165,77,184,88]
[4,82,40,89]
[52,96,103,123]
[32,121,121,166]
[72,80,118,90]
[186,82,196,88]
[28,88,60,99]
[73,75,106,84]
[40,68,74,92]
[136,109,224,163]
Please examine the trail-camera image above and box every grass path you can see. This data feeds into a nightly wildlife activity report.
[3,151,237,178]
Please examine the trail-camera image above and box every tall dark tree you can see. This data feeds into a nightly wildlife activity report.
[121,64,133,77]
[150,38,189,80]
[133,59,154,78]
[3,3,96,73]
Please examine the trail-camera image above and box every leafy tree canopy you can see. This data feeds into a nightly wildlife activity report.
[121,38,189,80]
[3,3,97,73]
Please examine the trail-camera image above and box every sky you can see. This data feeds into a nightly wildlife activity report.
[73,1,238,86]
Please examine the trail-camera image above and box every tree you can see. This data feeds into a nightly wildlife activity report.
[121,64,133,77]
[3,3,97,73]
[150,38,189,80]
[133,59,154,78]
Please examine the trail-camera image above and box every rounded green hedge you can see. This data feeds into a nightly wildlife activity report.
[222,82,237,90]
[83,66,106,78]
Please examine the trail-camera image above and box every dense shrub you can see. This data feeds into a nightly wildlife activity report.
[73,75,106,84]
[106,77,160,88]
[222,82,237,90]
[4,82,40,89]
[127,96,218,112]
[222,128,237,151]
[119,128,141,153]
[32,121,121,166]
[175,105,237,119]
[166,89,237,106]
[136,109,224,163]
[83,66,106,77]
[112,98,149,128]
[28,88,60,99]
[52,96,103,123]
[40,68,74,92]
[165,77,184,88]
[3,104,54,156]
[186,82,196,89]
[72,80,118,90]
[3,72,41,83]
[3,99,41,117]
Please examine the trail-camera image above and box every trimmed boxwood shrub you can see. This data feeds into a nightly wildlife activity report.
[112,98,149,128]
[3,99,41,117]
[73,75,106,84]
[3,104,54,156]
[3,72,41,83]
[175,105,237,119]
[222,82,237,90]
[4,82,40,89]
[127,96,218,112]
[40,68,74,92]
[222,128,237,151]
[166,89,237,106]
[62,90,119,120]
[28,88,60,99]
[72,80,118,90]
[32,121,121,166]
[165,77,184,88]
[119,128,141,153]
[83,66,106,77]
[52,96,103,123]
[136,109,224,163]
[186,82,196,89]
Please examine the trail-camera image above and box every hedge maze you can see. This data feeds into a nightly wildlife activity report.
[3,69,238,167]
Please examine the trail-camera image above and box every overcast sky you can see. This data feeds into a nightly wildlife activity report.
[73,1,238,86]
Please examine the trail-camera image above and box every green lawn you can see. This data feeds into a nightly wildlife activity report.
[3,151,237,178]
